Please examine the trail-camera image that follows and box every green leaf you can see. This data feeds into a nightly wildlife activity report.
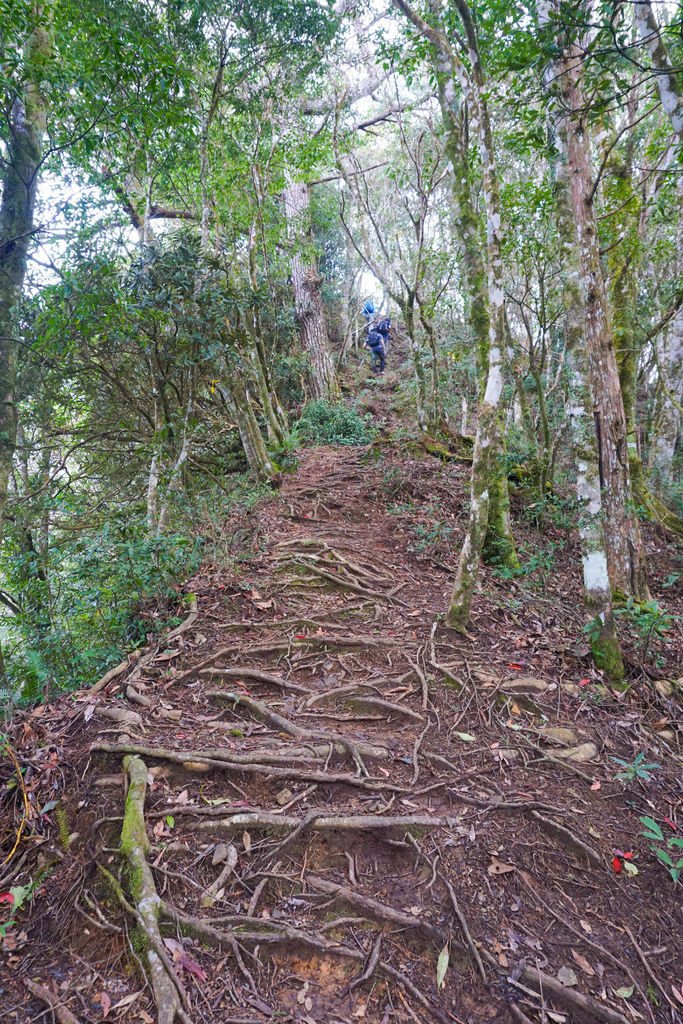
[639,817,663,840]
[615,985,635,1000]
[667,838,683,849]
[166,815,175,829]
[453,732,476,742]
[436,944,449,989]
[9,885,30,911]
[623,861,639,876]
[655,848,674,868]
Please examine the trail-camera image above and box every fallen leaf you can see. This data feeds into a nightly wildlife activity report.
[242,831,251,853]
[623,861,639,876]
[84,704,96,723]
[590,781,601,791]
[180,953,207,983]
[614,985,635,1000]
[579,919,592,935]
[571,949,595,977]
[99,992,112,1019]
[557,966,577,988]
[453,732,476,743]
[112,993,142,1011]
[671,984,683,1006]
[212,843,228,866]
[488,856,515,876]
[436,944,449,989]
[611,856,622,873]
[153,819,165,840]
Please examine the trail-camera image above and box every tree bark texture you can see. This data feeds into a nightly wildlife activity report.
[634,1,683,143]
[284,178,339,402]
[539,0,622,677]
[561,42,647,599]
[0,8,51,527]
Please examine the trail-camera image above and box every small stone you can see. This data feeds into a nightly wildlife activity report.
[538,727,578,747]
[494,748,519,764]
[654,680,673,698]
[275,788,294,807]
[502,676,548,694]
[554,742,598,762]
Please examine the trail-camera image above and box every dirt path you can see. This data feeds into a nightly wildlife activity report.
[3,394,682,1024]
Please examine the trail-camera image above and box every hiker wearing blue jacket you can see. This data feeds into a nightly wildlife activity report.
[365,326,386,374]
[362,298,376,323]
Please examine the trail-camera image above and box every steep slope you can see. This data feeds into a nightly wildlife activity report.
[2,374,682,1024]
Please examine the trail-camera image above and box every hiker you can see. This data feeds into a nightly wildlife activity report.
[376,316,391,348]
[365,325,386,374]
[362,298,376,324]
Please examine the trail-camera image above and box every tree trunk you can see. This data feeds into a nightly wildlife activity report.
[222,377,275,482]
[283,177,339,402]
[536,0,623,676]
[634,1,683,143]
[561,42,647,599]
[652,320,683,486]
[0,9,51,528]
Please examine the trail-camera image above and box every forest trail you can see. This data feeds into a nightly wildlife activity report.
[4,379,682,1024]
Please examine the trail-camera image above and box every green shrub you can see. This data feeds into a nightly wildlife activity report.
[295,400,376,446]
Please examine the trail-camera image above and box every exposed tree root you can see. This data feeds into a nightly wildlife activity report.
[529,810,602,867]
[24,980,82,1024]
[305,874,448,944]
[199,666,312,693]
[196,809,454,836]
[86,596,198,697]
[516,963,628,1024]
[92,740,398,789]
[161,904,451,1024]
[116,755,193,1024]
[205,689,390,770]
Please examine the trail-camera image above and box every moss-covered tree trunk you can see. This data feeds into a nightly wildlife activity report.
[561,40,648,600]
[0,7,51,528]
[222,375,275,482]
[537,0,623,677]
[283,177,340,402]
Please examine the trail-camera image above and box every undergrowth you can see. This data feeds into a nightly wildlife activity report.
[295,399,376,446]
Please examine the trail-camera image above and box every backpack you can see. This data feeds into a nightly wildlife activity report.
[377,318,391,338]
[367,330,384,351]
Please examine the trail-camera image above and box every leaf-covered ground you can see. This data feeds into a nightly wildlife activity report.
[2,366,682,1024]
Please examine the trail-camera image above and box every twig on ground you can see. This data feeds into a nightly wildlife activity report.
[623,923,677,1011]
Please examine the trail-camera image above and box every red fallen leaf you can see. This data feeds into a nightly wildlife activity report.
[507,663,523,671]
[99,992,112,1019]
[578,678,591,687]
[623,851,634,860]
[294,634,307,640]
[664,818,678,831]
[180,954,207,983]
[611,857,623,873]
[0,893,14,905]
